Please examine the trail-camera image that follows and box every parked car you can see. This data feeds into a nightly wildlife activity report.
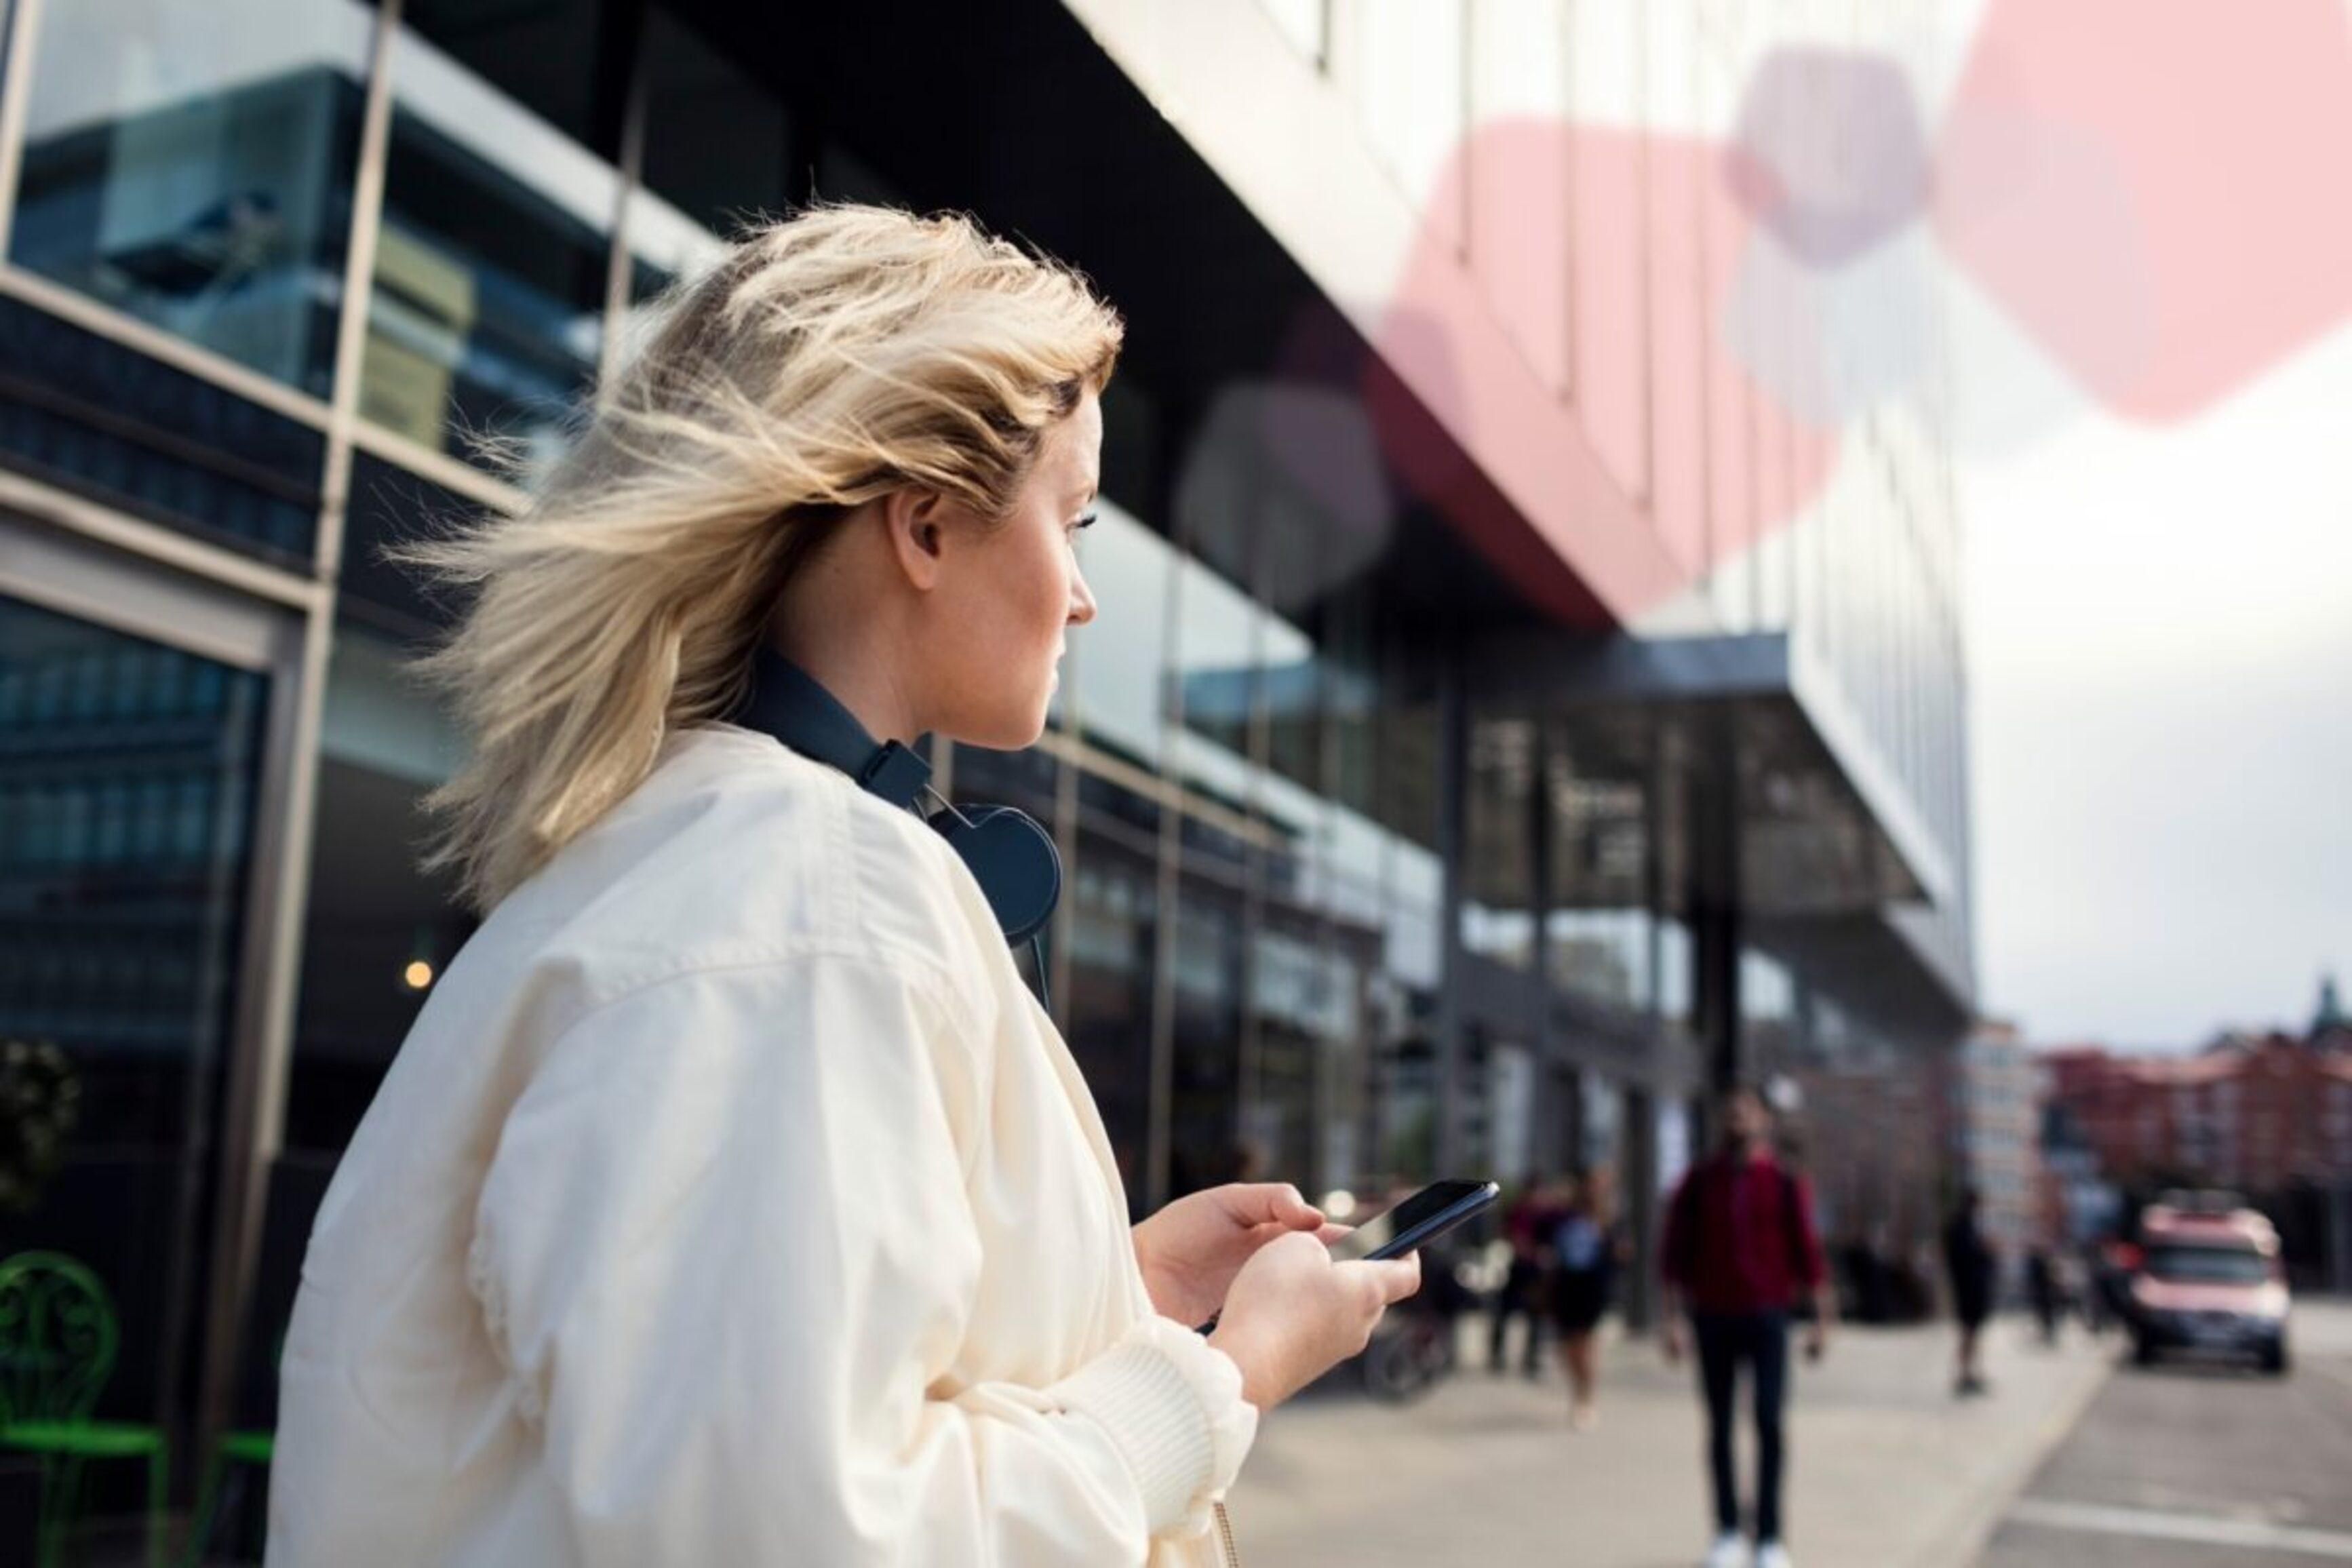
[2125,1202,2290,1374]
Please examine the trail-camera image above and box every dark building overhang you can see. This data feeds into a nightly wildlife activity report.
[1462,627,1973,1030]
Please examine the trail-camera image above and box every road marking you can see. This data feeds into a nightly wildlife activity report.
[2007,1498,2352,1561]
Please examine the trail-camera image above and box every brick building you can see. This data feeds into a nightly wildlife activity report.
[2042,1028,2352,1196]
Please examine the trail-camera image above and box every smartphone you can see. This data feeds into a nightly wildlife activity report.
[1325,1179,1502,1263]
[1192,1179,1500,1335]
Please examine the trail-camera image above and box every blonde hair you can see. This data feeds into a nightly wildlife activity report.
[399,203,1122,912]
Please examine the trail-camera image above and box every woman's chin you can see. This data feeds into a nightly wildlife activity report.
[946,704,1051,753]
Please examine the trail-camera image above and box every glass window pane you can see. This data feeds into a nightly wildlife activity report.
[1545,726,1654,1015]
[1070,498,1175,767]
[400,0,627,157]
[1170,554,1257,812]
[287,623,471,1159]
[0,593,265,1494]
[340,451,474,638]
[0,294,324,562]
[638,8,796,239]
[1066,792,1158,1215]
[12,0,373,397]
[1462,715,1535,971]
[361,18,617,474]
[1169,886,1244,1199]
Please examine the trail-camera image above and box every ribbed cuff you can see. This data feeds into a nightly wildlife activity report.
[1048,1316,1259,1538]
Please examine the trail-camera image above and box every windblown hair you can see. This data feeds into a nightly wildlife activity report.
[399,204,1122,913]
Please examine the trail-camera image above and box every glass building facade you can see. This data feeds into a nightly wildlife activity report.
[0,0,1973,1552]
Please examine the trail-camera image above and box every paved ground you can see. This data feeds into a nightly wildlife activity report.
[1980,1300,2352,1567]
[1225,1311,2113,1568]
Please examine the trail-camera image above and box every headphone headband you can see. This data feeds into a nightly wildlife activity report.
[730,648,1063,979]
[735,649,933,809]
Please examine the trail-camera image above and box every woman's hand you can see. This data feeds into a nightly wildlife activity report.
[1131,1183,1337,1327]
[1207,1232,1422,1408]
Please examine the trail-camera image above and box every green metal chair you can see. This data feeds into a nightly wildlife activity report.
[182,1428,272,1568]
[0,1251,169,1568]
[182,1329,281,1567]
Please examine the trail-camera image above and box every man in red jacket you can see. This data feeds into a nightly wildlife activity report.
[1660,1084,1834,1568]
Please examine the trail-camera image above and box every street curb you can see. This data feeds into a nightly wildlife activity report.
[1911,1350,2116,1568]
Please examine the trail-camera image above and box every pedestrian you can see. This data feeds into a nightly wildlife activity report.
[1550,1163,1625,1429]
[269,205,1422,1567]
[1942,1188,1996,1394]
[1661,1084,1832,1568]
[2024,1244,2060,1346]
[1489,1169,1556,1377]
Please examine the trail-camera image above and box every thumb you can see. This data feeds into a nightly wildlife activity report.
[1371,1253,1423,1303]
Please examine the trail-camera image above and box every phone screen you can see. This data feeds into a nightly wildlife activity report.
[1327,1179,1499,1263]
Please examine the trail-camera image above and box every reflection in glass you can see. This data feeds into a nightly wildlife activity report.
[1247,917,1367,1195]
[638,8,796,239]
[0,594,264,1473]
[1065,789,1157,1216]
[1660,920,1695,1038]
[1545,734,1654,1014]
[1169,871,1244,1201]
[0,294,326,562]
[1461,716,1535,970]
[1070,498,1174,767]
[1580,1070,1625,1173]
[400,0,625,156]
[12,0,372,396]
[1170,550,1257,813]
[1741,946,1798,1072]
[361,24,614,473]
[287,625,471,1157]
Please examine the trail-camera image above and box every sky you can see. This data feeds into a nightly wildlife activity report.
[1961,313,2352,1050]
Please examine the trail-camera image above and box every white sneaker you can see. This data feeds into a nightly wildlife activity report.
[1755,1542,1793,1568]
[1702,1532,1748,1568]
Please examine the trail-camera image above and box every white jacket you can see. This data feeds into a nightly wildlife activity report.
[269,725,1255,1566]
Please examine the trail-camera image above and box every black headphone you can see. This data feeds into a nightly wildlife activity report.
[731,646,1063,1011]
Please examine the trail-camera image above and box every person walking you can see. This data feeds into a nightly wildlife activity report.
[268,205,1419,1567]
[1944,1189,1997,1394]
[2024,1244,2060,1346]
[1489,1171,1556,1378]
[1550,1164,1624,1430]
[1661,1084,1832,1568]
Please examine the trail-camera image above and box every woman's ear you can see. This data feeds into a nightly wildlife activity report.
[879,487,954,589]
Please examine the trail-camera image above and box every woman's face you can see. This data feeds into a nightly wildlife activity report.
[931,391,1101,749]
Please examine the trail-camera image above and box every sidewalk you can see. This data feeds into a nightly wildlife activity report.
[1223,1314,2113,1568]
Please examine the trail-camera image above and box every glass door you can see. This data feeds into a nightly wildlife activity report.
[0,551,277,1550]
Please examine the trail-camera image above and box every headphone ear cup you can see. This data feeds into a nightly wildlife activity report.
[933,805,1061,945]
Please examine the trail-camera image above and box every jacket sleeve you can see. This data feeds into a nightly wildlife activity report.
[468,952,1252,1565]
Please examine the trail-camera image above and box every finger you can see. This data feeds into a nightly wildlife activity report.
[1270,1183,1325,1228]
[1314,1222,1353,1244]
[1242,1219,1298,1249]
[1228,1183,1322,1230]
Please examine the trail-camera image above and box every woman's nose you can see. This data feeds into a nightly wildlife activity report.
[1067,564,1097,625]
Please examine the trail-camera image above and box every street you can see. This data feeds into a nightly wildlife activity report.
[1226,1310,2116,1568]
[1982,1301,2352,1567]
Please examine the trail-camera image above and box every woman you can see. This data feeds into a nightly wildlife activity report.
[269,205,1419,1567]
[1548,1165,1623,1430]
